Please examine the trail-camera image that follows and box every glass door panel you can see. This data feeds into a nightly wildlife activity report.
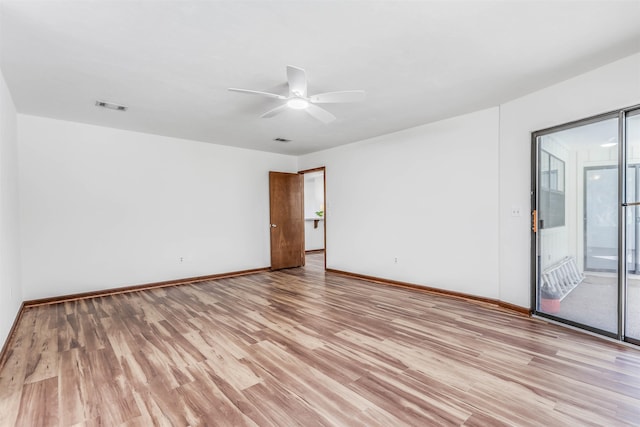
[536,117,619,335]
[626,110,640,342]
[585,166,636,272]
[585,166,618,271]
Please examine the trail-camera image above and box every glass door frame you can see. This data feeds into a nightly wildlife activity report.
[531,104,640,344]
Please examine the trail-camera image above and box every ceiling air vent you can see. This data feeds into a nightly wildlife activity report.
[95,100,128,111]
[273,138,291,143]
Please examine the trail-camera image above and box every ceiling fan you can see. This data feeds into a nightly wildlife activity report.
[228,65,365,124]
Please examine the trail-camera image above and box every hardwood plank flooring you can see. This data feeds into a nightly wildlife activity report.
[2,254,640,426]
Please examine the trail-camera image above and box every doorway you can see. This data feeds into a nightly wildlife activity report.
[300,167,326,269]
[532,106,640,344]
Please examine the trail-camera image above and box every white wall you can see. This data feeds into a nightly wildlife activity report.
[0,68,22,346]
[300,108,501,298]
[304,172,324,218]
[499,52,640,307]
[18,115,297,300]
[304,220,324,251]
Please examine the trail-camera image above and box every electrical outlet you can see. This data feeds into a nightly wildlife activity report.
[179,256,184,264]
[511,206,522,217]
[394,257,398,264]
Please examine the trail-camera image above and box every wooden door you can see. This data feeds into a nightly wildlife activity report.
[269,171,305,270]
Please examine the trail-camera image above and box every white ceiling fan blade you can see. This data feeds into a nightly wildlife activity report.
[287,65,307,97]
[305,103,336,124]
[228,88,286,100]
[260,104,288,118]
[310,90,366,104]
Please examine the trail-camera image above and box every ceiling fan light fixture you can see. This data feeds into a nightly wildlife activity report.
[287,98,309,110]
[228,65,364,123]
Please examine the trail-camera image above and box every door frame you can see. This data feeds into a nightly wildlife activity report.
[299,166,327,270]
[531,104,640,343]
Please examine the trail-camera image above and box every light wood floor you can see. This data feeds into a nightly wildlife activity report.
[2,254,640,426]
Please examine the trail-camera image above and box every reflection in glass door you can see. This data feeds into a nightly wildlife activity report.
[535,116,619,336]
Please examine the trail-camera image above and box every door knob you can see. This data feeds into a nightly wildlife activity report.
[271,224,277,228]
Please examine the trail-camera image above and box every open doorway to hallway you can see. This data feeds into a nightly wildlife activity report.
[301,168,325,265]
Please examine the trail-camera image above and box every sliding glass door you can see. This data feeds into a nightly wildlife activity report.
[625,110,640,344]
[533,105,640,343]
[535,116,619,336]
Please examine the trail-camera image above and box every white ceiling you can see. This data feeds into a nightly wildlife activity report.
[1,1,639,156]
